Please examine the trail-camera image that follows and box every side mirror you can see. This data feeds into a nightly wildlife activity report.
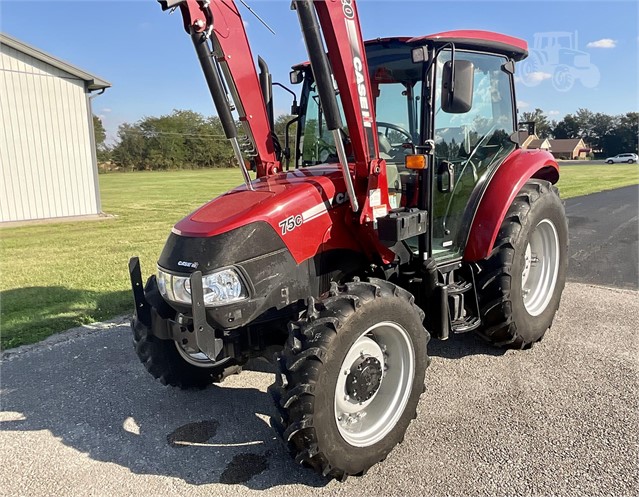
[289,69,303,85]
[411,46,429,64]
[441,60,474,114]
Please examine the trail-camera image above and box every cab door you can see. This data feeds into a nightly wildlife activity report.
[431,50,517,262]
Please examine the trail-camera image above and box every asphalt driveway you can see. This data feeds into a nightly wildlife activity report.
[566,185,638,289]
[1,187,638,496]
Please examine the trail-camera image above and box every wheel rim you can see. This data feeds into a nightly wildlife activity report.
[333,322,415,447]
[175,341,216,368]
[521,219,560,316]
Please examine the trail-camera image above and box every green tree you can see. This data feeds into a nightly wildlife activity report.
[552,113,580,139]
[93,115,106,148]
[93,115,111,162]
[112,123,148,170]
[110,110,236,170]
[521,108,552,138]
[274,114,298,167]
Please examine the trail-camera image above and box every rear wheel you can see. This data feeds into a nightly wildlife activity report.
[133,276,241,389]
[628,159,634,164]
[475,180,568,348]
[270,279,429,480]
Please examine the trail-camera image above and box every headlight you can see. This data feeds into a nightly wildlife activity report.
[157,267,247,307]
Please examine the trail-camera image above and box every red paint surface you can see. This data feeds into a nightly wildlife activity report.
[464,149,559,261]
[174,165,366,263]
[411,30,528,56]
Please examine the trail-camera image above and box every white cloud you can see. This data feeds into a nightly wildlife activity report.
[518,100,530,109]
[527,71,552,83]
[548,110,561,116]
[587,38,617,49]
[101,108,112,113]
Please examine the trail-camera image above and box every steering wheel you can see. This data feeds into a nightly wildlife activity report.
[376,122,413,146]
[377,121,413,149]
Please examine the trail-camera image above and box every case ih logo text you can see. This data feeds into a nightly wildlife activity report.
[177,260,199,269]
[353,57,371,124]
[332,192,348,207]
[342,0,354,19]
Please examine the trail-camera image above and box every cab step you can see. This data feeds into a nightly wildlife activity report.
[451,315,481,333]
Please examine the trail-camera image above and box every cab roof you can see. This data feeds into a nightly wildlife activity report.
[408,30,528,61]
[292,30,528,70]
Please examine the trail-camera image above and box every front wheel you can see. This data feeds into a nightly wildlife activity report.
[607,160,614,164]
[270,279,429,480]
[475,180,568,348]
[133,276,241,389]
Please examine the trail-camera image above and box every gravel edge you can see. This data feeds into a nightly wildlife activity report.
[2,314,131,362]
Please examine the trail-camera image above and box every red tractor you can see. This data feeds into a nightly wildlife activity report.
[129,0,567,480]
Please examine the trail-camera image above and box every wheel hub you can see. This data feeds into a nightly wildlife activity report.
[346,356,383,402]
[334,324,415,447]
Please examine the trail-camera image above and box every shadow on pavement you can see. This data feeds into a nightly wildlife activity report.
[427,330,506,359]
[0,327,327,489]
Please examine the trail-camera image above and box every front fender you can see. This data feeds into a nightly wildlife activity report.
[463,149,559,262]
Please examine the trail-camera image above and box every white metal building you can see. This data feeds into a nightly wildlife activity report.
[0,33,111,223]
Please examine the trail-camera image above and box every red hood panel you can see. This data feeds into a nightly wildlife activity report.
[173,165,350,263]
[190,190,275,224]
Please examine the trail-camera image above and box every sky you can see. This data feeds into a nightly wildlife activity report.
[2,0,638,143]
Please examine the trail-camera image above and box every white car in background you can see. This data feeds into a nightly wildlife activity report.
[605,153,638,164]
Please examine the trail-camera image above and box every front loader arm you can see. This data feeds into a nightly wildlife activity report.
[312,1,392,227]
[159,0,280,178]
[313,0,379,175]
[294,0,390,226]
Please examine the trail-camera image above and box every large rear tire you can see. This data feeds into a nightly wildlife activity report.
[270,279,429,480]
[475,180,568,348]
[133,276,241,389]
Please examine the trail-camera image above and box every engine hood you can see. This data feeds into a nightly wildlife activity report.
[172,165,352,264]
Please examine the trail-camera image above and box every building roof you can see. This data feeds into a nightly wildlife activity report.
[518,130,531,143]
[548,138,584,153]
[0,32,111,91]
[528,139,547,149]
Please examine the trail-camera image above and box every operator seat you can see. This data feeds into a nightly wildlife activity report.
[379,131,402,208]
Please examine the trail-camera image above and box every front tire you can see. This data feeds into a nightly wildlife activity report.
[133,276,241,389]
[607,160,614,164]
[475,180,568,348]
[270,279,429,480]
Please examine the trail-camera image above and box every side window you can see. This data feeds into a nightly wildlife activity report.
[431,51,516,261]
[300,85,349,166]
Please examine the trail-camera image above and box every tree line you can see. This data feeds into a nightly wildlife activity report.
[521,108,638,157]
[93,108,637,171]
[94,110,296,172]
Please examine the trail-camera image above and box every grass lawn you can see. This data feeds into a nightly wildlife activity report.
[1,164,637,349]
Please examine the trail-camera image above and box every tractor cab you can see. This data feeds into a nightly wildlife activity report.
[290,32,527,262]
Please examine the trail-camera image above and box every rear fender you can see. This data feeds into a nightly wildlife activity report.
[463,149,559,262]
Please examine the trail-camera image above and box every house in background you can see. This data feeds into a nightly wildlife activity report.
[547,138,590,160]
[0,33,110,224]
[517,121,590,160]
[517,122,551,151]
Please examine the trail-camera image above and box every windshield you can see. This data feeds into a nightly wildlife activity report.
[298,40,423,168]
